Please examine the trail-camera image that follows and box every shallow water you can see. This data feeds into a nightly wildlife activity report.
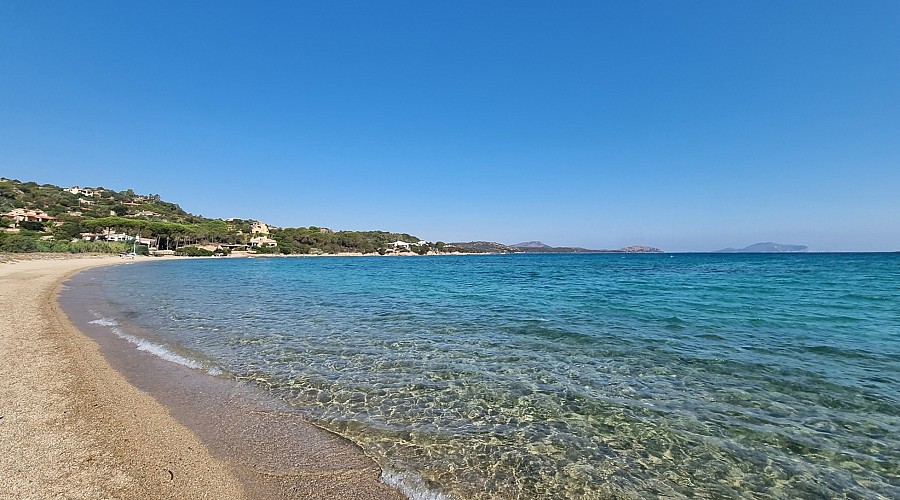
[73,253,900,498]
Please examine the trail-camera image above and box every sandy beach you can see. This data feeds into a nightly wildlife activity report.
[0,254,403,499]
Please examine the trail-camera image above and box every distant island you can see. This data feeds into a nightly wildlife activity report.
[715,242,808,253]
[449,241,663,254]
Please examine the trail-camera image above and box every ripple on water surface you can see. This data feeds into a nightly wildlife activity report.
[88,254,900,499]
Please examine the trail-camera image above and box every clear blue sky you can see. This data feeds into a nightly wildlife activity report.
[2,1,898,251]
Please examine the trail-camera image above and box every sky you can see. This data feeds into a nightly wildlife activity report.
[1,1,898,252]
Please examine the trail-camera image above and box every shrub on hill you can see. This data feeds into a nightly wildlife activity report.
[18,221,47,232]
[52,222,82,241]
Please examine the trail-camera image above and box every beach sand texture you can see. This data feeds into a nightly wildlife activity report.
[0,255,403,499]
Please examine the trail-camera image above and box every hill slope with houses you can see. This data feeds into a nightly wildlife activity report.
[2,178,665,256]
[0,178,432,255]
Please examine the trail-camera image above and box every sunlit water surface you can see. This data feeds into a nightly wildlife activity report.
[76,254,899,499]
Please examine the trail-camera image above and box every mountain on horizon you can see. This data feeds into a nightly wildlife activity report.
[511,241,552,249]
[448,241,664,254]
[715,242,808,253]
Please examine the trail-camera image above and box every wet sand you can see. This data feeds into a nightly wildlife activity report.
[0,254,403,499]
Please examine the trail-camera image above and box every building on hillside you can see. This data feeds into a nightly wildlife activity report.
[103,231,130,242]
[249,236,277,248]
[66,187,99,197]
[130,211,160,217]
[80,231,131,243]
[219,243,248,252]
[251,221,270,235]
[389,240,411,250]
[2,208,56,223]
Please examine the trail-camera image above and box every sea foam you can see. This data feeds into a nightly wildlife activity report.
[88,316,215,374]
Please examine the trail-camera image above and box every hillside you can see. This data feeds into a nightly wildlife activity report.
[2,177,664,256]
[448,241,520,254]
[715,242,808,253]
[511,241,552,249]
[451,241,664,254]
[0,178,434,255]
[0,179,190,221]
[512,241,663,253]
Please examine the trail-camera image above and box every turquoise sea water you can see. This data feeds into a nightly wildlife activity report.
[75,254,898,498]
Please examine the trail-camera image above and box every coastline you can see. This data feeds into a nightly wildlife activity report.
[0,254,403,499]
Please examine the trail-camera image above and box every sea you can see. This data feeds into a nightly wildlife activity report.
[64,253,899,499]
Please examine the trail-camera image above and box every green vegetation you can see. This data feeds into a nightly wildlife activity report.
[174,246,215,257]
[18,220,46,232]
[0,178,190,222]
[0,231,130,253]
[270,227,421,255]
[1,177,441,256]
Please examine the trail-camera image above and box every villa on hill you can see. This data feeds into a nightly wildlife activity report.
[2,208,56,224]
[80,231,131,243]
[249,235,277,248]
[65,186,100,197]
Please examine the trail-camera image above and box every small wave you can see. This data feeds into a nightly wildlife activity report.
[381,469,449,500]
[128,333,204,370]
[89,317,118,327]
[804,345,869,359]
[88,316,218,374]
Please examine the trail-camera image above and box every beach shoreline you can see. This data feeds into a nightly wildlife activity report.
[0,253,403,499]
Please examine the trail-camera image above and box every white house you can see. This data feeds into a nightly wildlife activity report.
[249,236,277,248]
[103,232,130,242]
[66,187,98,197]
[389,240,411,249]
